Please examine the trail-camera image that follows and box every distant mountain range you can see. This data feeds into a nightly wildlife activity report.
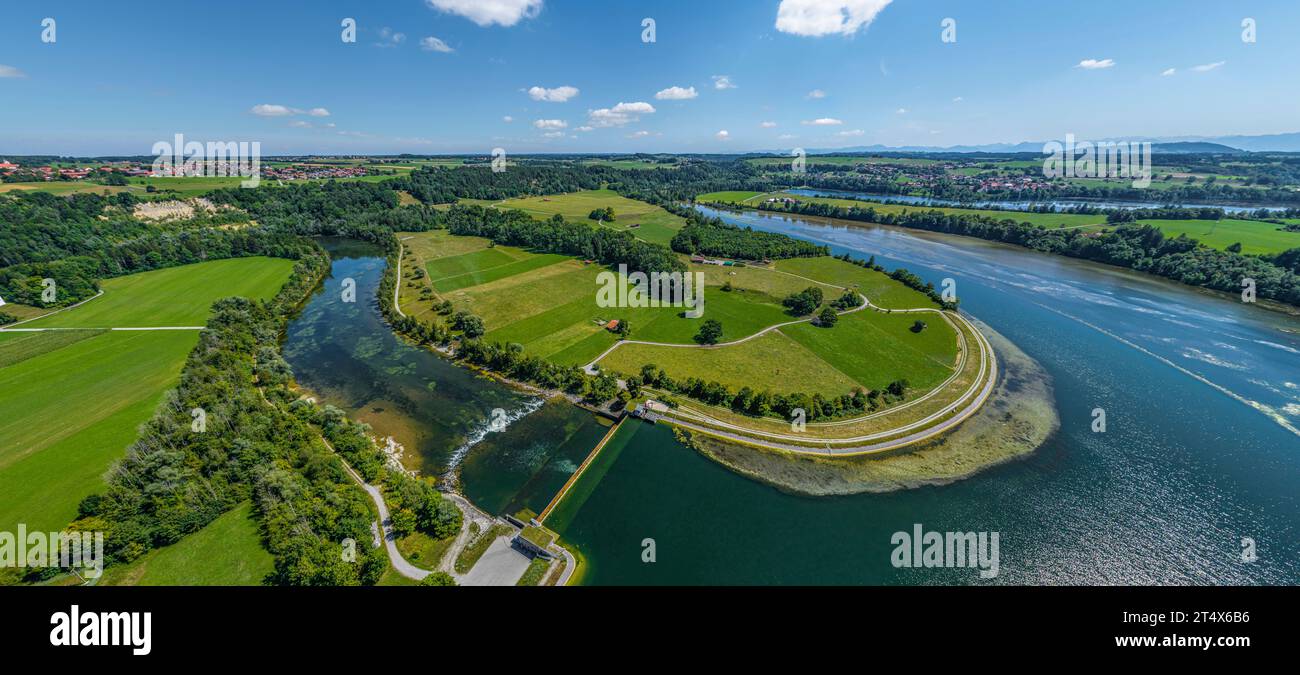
[794,132,1300,155]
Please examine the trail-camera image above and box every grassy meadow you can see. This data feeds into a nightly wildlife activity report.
[397,229,958,398]
[0,257,294,543]
[98,501,274,586]
[1135,218,1300,255]
[25,256,296,328]
[488,189,687,246]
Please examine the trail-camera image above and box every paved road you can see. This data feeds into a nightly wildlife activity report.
[460,537,532,586]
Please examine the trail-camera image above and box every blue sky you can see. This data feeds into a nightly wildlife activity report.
[1,0,1298,155]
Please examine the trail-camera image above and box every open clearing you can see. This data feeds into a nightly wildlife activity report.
[1135,218,1300,255]
[488,189,687,246]
[99,501,274,586]
[0,258,293,537]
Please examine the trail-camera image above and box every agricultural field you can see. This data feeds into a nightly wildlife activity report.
[0,181,136,196]
[488,189,687,246]
[396,229,959,399]
[697,190,767,204]
[24,256,296,328]
[98,502,274,586]
[1136,218,1300,255]
[0,330,199,535]
[0,257,294,538]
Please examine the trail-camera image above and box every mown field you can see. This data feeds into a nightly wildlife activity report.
[1135,218,1300,255]
[488,189,687,246]
[398,230,957,398]
[98,501,274,586]
[0,258,293,550]
[25,256,296,328]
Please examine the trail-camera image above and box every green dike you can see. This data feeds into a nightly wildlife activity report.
[25,256,297,328]
[98,501,274,586]
[0,331,198,534]
[542,418,639,535]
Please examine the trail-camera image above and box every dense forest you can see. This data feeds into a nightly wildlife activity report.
[0,191,313,308]
[670,214,828,260]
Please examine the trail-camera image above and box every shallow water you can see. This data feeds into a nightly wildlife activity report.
[281,239,603,514]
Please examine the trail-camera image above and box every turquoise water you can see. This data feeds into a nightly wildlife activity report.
[281,239,603,513]
[548,209,1300,585]
[284,232,1300,585]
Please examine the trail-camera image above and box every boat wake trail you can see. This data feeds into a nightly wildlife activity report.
[1029,300,1300,438]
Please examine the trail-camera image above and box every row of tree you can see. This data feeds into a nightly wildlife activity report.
[762,201,1300,307]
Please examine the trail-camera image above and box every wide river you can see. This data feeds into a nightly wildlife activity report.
[284,213,1300,584]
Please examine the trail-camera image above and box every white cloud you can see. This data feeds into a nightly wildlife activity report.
[1161,68,1176,76]
[587,101,656,127]
[426,0,543,27]
[288,120,313,129]
[1191,61,1225,72]
[837,129,864,137]
[775,0,894,37]
[0,65,26,78]
[627,130,651,139]
[533,119,567,130]
[541,131,564,138]
[712,75,737,90]
[420,36,454,53]
[806,89,827,99]
[760,121,778,128]
[576,126,594,132]
[802,117,843,126]
[376,27,406,47]
[528,85,579,102]
[324,123,336,128]
[1076,58,1115,70]
[895,107,907,114]
[250,104,295,117]
[655,86,698,100]
[716,130,730,140]
[251,104,331,119]
[503,115,514,122]
[952,96,963,103]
